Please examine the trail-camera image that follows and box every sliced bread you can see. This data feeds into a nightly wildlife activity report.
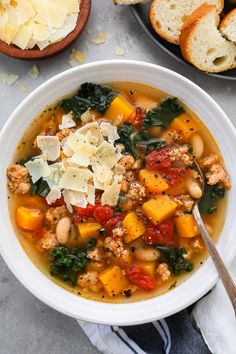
[113,0,148,4]
[179,3,236,73]
[149,0,224,44]
[220,9,236,43]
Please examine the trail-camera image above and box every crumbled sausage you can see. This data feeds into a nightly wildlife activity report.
[37,232,58,252]
[120,180,130,193]
[104,229,128,258]
[118,155,135,169]
[206,164,231,189]
[156,263,171,282]
[7,164,31,194]
[132,159,142,170]
[168,145,193,166]
[161,129,183,144]
[200,153,219,168]
[77,271,102,292]
[125,171,135,182]
[174,194,194,215]
[127,181,146,201]
[87,248,104,262]
[56,128,72,141]
[45,206,68,225]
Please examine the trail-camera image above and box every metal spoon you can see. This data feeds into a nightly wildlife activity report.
[191,158,236,315]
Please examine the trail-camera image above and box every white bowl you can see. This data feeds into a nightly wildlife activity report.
[0,60,236,325]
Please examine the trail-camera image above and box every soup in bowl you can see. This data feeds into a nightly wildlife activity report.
[0,61,236,324]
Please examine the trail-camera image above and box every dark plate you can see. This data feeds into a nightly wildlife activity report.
[130,3,236,80]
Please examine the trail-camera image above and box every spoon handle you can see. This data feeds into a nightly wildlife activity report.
[193,204,236,315]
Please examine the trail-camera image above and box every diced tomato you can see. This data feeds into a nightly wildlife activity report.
[146,148,171,170]
[126,264,156,291]
[77,205,96,218]
[157,220,174,237]
[93,206,114,223]
[47,196,65,207]
[104,214,126,234]
[164,167,181,186]
[133,107,145,126]
[143,220,177,247]
[33,228,45,238]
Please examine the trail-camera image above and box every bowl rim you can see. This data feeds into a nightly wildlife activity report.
[0,0,91,60]
[1,60,236,325]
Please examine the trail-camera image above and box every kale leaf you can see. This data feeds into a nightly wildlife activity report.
[116,123,136,157]
[31,177,50,197]
[143,97,185,129]
[199,183,225,215]
[50,246,88,286]
[59,82,115,120]
[133,129,166,153]
[156,246,193,275]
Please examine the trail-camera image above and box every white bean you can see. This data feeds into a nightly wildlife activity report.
[134,247,160,262]
[56,217,71,244]
[185,177,203,199]
[190,134,204,159]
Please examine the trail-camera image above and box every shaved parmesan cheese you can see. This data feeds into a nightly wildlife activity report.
[80,109,95,123]
[68,48,86,67]
[77,122,103,145]
[37,136,60,161]
[49,0,80,13]
[63,190,87,213]
[115,164,126,175]
[58,167,92,192]
[16,80,28,92]
[93,141,118,168]
[25,157,50,183]
[59,112,76,129]
[47,2,68,29]
[46,185,61,204]
[115,47,125,56]
[3,24,19,44]
[100,122,119,144]
[87,184,95,205]
[3,73,19,86]
[91,31,107,44]
[12,25,32,50]
[101,181,121,206]
[28,64,39,79]
[16,0,35,25]
[92,164,114,187]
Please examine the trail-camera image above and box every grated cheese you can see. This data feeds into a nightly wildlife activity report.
[101,181,121,206]
[28,64,39,79]
[91,31,107,44]
[46,185,61,205]
[59,112,76,129]
[58,167,92,193]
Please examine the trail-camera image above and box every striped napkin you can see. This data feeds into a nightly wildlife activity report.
[78,309,210,354]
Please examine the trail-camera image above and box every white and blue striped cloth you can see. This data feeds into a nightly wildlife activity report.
[78,309,210,354]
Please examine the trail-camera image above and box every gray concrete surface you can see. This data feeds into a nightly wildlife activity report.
[0,1,236,353]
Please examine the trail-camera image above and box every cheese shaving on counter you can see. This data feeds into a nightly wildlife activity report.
[0,0,81,50]
[25,120,125,209]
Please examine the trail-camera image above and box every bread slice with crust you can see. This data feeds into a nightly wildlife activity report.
[220,8,236,43]
[179,3,236,73]
[149,0,224,44]
[113,0,148,4]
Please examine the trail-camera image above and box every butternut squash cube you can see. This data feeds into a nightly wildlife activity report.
[136,261,156,277]
[167,177,186,196]
[16,207,44,231]
[175,214,199,238]
[123,212,146,244]
[170,113,198,140]
[104,95,134,126]
[99,266,130,297]
[114,252,133,268]
[77,222,101,244]
[139,169,169,194]
[143,196,177,225]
